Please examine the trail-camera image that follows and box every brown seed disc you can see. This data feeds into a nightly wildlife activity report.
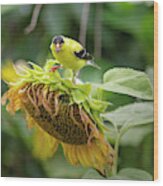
[20,83,95,145]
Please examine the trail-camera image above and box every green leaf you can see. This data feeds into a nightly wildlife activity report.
[82,101,91,116]
[76,83,92,97]
[117,168,153,180]
[146,66,154,89]
[104,126,117,145]
[102,102,153,128]
[90,85,104,100]
[62,69,73,79]
[71,89,87,104]
[82,169,104,179]
[82,101,109,132]
[91,111,109,132]
[28,62,43,72]
[88,98,109,112]
[62,79,75,89]
[54,83,69,93]
[120,124,153,147]
[82,168,153,180]
[102,68,153,100]
[44,59,60,72]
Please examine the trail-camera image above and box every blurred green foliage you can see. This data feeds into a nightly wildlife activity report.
[1,2,154,179]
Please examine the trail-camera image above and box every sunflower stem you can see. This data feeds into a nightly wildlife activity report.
[112,133,121,176]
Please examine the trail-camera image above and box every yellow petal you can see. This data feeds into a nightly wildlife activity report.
[1,60,20,83]
[32,125,59,160]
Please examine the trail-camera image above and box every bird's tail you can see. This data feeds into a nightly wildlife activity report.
[86,60,101,70]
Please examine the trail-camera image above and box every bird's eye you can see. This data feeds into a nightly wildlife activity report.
[60,38,64,44]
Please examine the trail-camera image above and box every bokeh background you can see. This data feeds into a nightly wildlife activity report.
[1,2,154,178]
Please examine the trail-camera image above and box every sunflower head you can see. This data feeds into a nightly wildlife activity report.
[2,60,114,176]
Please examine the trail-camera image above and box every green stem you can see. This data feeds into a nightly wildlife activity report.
[111,123,130,176]
[112,133,121,176]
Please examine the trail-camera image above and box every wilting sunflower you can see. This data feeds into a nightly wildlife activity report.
[2,60,114,177]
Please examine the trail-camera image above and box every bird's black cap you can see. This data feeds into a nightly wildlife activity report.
[53,36,64,44]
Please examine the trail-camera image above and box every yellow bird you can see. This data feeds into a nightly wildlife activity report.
[50,35,99,81]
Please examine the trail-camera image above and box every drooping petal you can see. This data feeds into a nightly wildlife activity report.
[32,124,59,160]
[61,134,114,175]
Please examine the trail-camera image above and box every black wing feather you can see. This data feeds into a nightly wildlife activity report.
[74,49,93,60]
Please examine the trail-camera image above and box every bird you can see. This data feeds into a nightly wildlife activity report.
[50,35,100,82]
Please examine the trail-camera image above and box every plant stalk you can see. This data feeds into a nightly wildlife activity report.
[112,133,121,176]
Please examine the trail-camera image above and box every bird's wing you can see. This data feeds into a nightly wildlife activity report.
[74,49,93,60]
[65,37,93,61]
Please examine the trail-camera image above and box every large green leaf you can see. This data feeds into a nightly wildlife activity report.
[104,124,153,147]
[120,124,153,147]
[82,168,152,180]
[116,168,153,180]
[101,102,154,127]
[101,68,153,100]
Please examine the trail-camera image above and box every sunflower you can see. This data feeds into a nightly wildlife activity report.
[2,60,114,177]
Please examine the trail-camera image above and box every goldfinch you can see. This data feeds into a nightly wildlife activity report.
[50,35,99,81]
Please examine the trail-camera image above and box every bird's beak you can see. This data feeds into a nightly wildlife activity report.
[55,43,61,52]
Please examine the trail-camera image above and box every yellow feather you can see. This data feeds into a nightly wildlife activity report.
[50,36,87,71]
